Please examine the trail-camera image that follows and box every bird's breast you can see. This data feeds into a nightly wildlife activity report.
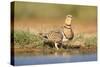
[63,28,74,40]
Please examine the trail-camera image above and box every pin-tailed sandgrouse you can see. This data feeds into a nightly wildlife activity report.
[41,15,74,50]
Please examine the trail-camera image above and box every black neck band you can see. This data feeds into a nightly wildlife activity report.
[64,26,71,29]
[65,24,71,26]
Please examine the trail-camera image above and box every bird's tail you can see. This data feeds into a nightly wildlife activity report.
[38,32,48,39]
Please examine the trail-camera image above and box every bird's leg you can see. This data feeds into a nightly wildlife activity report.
[55,42,59,50]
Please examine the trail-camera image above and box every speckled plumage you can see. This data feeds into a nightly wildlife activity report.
[47,31,63,43]
[42,15,74,50]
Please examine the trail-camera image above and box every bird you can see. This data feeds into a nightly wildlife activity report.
[62,15,74,41]
[40,15,74,50]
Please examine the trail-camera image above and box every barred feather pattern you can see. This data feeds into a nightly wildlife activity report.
[63,25,74,40]
[47,31,63,43]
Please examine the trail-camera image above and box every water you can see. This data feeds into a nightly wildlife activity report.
[12,54,97,66]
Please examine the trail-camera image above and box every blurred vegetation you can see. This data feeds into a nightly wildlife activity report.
[72,33,97,47]
[13,30,44,48]
[12,1,97,21]
[13,30,97,49]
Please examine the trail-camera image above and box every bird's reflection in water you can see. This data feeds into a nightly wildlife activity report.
[15,47,95,56]
[42,49,80,56]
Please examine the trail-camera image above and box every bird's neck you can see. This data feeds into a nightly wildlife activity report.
[64,24,71,29]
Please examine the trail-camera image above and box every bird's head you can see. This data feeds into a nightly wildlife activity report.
[65,15,72,25]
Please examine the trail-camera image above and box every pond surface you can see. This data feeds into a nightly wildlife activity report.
[12,53,97,66]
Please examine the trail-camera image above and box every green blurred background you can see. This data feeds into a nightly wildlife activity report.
[12,1,97,21]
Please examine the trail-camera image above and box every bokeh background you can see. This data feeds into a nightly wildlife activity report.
[12,1,97,34]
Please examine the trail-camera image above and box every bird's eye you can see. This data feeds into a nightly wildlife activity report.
[68,16,72,18]
[66,15,72,18]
